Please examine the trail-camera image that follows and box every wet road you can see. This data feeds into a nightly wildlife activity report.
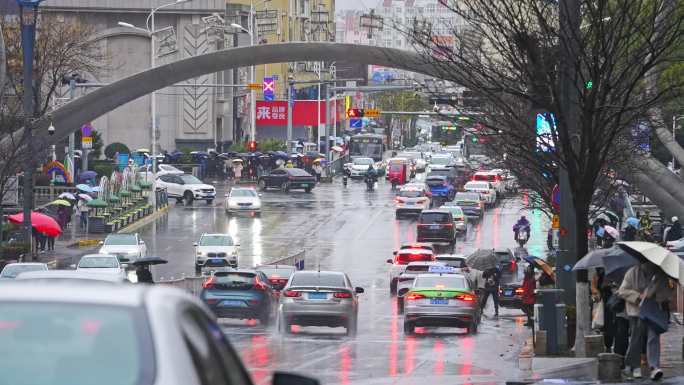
[134,176,549,385]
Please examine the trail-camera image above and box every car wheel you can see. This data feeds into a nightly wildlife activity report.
[176,198,183,204]
[467,321,478,334]
[184,191,194,205]
[282,182,290,192]
[397,297,404,314]
[206,199,213,205]
[390,279,398,295]
[259,312,271,327]
[304,187,312,193]
[255,211,261,217]
[403,321,414,335]
[277,313,289,335]
[395,211,401,219]
[346,318,358,337]
[194,264,201,276]
[258,179,267,191]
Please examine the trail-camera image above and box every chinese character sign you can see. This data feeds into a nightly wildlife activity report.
[256,101,328,126]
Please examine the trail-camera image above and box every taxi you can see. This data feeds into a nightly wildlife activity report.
[403,266,481,335]
[386,248,435,295]
[394,183,432,218]
[396,261,446,312]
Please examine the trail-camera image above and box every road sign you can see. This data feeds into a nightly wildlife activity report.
[365,108,380,118]
[552,214,560,229]
[247,83,261,90]
[349,119,362,129]
[552,184,560,211]
[81,136,93,149]
[263,77,275,101]
[81,122,92,137]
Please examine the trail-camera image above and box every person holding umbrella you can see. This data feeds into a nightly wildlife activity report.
[481,265,502,317]
[521,265,536,326]
[132,257,168,284]
[664,216,682,243]
[623,217,639,241]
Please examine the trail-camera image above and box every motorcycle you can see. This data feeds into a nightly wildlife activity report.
[365,174,376,191]
[515,228,530,248]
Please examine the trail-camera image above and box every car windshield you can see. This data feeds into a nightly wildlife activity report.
[436,258,467,268]
[466,182,490,190]
[456,193,480,201]
[419,212,451,223]
[213,272,257,289]
[0,264,46,278]
[230,189,257,198]
[399,189,424,198]
[78,257,119,268]
[290,272,345,287]
[199,235,234,246]
[103,234,137,246]
[428,170,451,178]
[414,275,467,289]
[256,266,296,277]
[400,152,421,159]
[405,265,431,272]
[353,158,374,166]
[426,177,446,186]
[389,163,403,172]
[431,157,451,165]
[159,165,181,172]
[443,206,464,217]
[179,175,203,184]
[0,302,149,385]
[496,252,513,262]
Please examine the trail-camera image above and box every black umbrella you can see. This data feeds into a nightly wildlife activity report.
[573,246,640,275]
[131,256,168,266]
[466,249,499,271]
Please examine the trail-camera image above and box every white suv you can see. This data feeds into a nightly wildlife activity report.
[464,181,497,207]
[155,174,216,205]
[472,171,505,195]
[395,183,431,218]
[194,233,239,274]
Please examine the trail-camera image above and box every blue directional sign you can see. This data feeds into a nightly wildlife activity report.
[349,118,362,129]
[263,77,275,101]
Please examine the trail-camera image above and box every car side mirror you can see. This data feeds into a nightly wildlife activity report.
[355,287,364,294]
[98,241,104,245]
[386,258,393,264]
[70,264,76,269]
[119,258,130,263]
[235,243,241,247]
[121,263,129,269]
[193,242,198,247]
[272,372,320,385]
[392,251,397,255]
[139,240,145,245]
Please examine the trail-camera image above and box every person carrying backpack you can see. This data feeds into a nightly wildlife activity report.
[480,266,502,317]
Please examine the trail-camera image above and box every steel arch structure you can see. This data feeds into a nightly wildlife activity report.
[30,42,438,147]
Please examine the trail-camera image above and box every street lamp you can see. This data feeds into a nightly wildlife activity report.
[17,0,44,258]
[118,0,192,211]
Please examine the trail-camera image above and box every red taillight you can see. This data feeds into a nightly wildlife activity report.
[248,299,260,305]
[202,276,215,289]
[206,298,219,305]
[333,291,352,299]
[443,223,453,227]
[515,287,524,295]
[283,290,301,298]
[454,294,475,302]
[406,293,426,300]
[254,277,268,290]
[395,197,402,204]
[510,259,517,272]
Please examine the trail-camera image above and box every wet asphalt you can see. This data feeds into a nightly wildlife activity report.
[114,175,551,385]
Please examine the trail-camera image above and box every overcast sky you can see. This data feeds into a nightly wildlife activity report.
[336,0,378,11]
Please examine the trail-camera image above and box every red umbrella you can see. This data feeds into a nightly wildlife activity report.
[7,212,62,237]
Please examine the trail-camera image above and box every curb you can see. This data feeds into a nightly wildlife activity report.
[117,205,169,234]
[66,239,102,248]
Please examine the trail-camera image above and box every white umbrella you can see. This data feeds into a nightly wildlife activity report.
[58,192,76,200]
[604,225,619,239]
[331,145,344,152]
[78,193,93,201]
[617,242,681,280]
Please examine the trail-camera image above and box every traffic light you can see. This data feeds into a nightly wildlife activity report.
[471,135,478,144]
[248,141,258,152]
[346,108,364,118]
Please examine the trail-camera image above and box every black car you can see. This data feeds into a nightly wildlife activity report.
[494,248,519,276]
[255,264,296,291]
[416,209,457,244]
[258,168,316,192]
[200,269,278,325]
[499,282,524,310]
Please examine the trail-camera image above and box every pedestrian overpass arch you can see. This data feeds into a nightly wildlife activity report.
[33,42,439,146]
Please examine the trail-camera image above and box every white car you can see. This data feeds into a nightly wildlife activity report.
[98,233,147,260]
[464,181,497,207]
[386,248,435,295]
[75,254,127,280]
[472,171,505,195]
[194,233,239,273]
[398,151,427,172]
[136,164,184,182]
[395,183,431,218]
[225,187,261,216]
[347,157,376,178]
[0,262,48,280]
[155,173,216,205]
[396,261,446,310]
[427,154,455,171]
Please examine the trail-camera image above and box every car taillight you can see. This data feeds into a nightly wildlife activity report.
[254,278,268,291]
[206,298,219,305]
[202,276,215,289]
[395,197,402,204]
[515,288,524,295]
[510,259,517,272]
[333,291,352,298]
[406,293,426,300]
[283,290,301,298]
[443,223,453,227]
[454,294,475,302]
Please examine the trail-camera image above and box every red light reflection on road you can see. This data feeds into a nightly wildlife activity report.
[459,335,474,376]
[475,222,482,248]
[389,295,399,376]
[492,207,500,248]
[403,336,417,374]
[240,335,272,385]
[246,319,258,326]
[433,339,444,375]
[339,344,352,384]
[523,190,529,206]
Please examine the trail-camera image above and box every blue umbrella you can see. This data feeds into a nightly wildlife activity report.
[626,217,639,229]
[76,184,93,193]
[596,227,605,237]
[80,171,97,180]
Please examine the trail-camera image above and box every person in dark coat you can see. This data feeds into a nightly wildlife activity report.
[136,265,154,284]
[665,216,683,243]
[623,223,638,241]
[480,266,502,317]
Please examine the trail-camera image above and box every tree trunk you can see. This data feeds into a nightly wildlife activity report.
[572,201,591,356]
[0,26,5,104]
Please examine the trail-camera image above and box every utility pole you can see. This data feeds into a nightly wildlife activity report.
[360,9,383,40]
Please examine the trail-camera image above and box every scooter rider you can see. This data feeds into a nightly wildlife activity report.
[513,215,531,243]
[365,164,377,189]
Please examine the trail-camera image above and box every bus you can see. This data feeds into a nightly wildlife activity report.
[349,133,385,161]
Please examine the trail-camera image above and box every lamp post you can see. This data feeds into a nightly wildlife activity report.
[118,0,190,211]
[17,0,44,258]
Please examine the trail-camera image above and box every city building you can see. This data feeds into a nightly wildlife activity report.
[40,0,248,154]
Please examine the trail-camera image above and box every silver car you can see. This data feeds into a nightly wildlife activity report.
[278,270,364,336]
[403,272,481,335]
[0,282,316,385]
[0,262,48,280]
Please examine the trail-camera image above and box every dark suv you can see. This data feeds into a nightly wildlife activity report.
[416,209,457,244]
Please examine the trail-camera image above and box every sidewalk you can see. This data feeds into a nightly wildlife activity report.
[33,220,105,269]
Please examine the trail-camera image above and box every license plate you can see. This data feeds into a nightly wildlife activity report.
[405,202,414,205]
[429,225,441,230]
[308,292,327,300]
[209,258,223,264]
[430,298,449,305]
[220,300,243,307]
[504,289,513,296]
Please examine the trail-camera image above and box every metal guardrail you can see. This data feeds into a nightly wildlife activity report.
[157,250,306,295]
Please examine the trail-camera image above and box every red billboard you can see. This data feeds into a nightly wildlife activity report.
[256,100,339,126]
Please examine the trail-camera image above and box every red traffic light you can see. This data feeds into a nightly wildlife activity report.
[248,141,258,152]
[346,108,364,118]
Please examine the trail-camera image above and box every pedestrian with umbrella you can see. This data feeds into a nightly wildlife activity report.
[624,217,639,241]
[521,264,536,326]
[132,256,167,284]
[76,198,89,229]
[664,216,682,243]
